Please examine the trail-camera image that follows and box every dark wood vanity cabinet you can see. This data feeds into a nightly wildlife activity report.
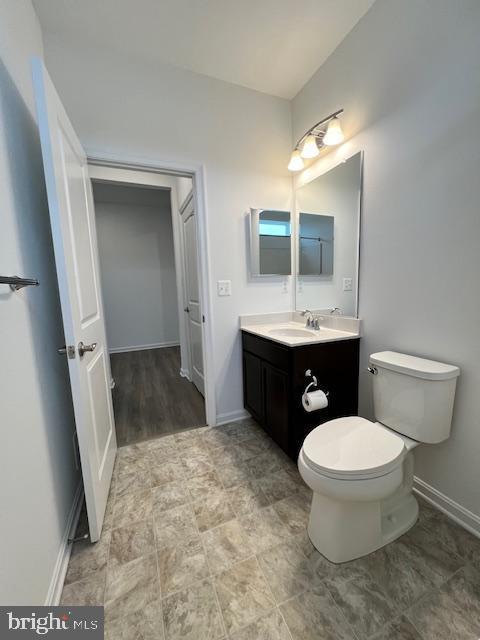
[242,331,360,460]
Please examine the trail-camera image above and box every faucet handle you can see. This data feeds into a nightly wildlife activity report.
[301,309,313,327]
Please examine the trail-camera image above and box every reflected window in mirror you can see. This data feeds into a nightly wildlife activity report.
[299,213,334,276]
[250,209,291,276]
[295,152,362,317]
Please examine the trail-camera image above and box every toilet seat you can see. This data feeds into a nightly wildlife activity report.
[302,416,406,481]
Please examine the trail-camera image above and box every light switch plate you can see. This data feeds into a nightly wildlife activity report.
[343,277,353,292]
[217,280,232,296]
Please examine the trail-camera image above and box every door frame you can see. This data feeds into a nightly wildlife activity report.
[86,153,216,427]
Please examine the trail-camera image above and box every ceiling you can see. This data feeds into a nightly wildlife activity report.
[33,0,375,99]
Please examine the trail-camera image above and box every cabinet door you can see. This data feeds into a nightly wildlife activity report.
[263,362,289,453]
[243,351,264,422]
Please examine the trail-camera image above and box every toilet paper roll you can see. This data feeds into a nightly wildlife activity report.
[302,389,328,412]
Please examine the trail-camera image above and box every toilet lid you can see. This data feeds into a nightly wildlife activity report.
[302,417,406,480]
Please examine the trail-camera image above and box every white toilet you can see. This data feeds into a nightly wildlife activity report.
[298,350,460,563]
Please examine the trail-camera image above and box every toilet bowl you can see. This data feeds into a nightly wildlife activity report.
[298,351,460,563]
[298,416,418,562]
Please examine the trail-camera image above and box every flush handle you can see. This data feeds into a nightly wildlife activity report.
[367,366,378,375]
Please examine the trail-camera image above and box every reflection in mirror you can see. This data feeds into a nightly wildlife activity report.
[299,213,334,275]
[295,151,362,316]
[250,209,291,276]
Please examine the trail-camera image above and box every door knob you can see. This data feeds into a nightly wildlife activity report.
[58,345,76,359]
[78,341,97,358]
[184,307,190,313]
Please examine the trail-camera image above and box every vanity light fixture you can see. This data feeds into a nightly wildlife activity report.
[300,134,320,159]
[287,149,305,172]
[323,116,344,146]
[288,109,344,171]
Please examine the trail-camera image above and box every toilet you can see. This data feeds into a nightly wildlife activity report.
[298,350,460,563]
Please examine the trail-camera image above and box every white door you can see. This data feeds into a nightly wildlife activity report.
[181,194,205,396]
[32,58,116,542]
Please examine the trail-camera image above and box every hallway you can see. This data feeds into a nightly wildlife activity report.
[111,347,206,446]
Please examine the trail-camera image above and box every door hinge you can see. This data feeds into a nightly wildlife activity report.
[72,430,80,470]
[202,315,205,323]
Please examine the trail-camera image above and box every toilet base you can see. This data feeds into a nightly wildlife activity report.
[307,491,419,563]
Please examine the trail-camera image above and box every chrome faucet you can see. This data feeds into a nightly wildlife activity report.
[301,309,314,327]
[330,307,343,315]
[301,309,322,330]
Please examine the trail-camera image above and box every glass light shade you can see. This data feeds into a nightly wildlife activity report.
[287,149,304,172]
[323,117,344,146]
[300,134,320,159]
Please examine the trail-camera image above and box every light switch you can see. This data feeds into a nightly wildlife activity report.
[343,277,353,292]
[217,280,232,296]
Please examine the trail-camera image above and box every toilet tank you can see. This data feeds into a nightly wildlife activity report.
[369,351,460,443]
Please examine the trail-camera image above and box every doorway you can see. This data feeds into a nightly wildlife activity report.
[90,177,206,445]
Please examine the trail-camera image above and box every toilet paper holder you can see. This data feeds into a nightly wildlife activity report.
[304,369,329,396]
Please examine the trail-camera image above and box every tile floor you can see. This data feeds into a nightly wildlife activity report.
[61,420,480,640]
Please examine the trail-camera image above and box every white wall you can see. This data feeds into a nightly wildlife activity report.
[0,0,79,604]
[293,0,480,517]
[41,36,293,422]
[93,182,179,352]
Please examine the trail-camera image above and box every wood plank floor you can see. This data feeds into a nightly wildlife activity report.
[110,346,206,446]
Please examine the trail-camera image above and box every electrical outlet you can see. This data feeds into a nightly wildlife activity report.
[217,280,232,296]
[343,277,353,292]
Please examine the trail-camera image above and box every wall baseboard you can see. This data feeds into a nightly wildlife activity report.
[413,476,480,538]
[44,482,84,606]
[216,409,251,426]
[109,341,180,354]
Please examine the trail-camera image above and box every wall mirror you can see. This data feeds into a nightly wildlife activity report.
[249,209,292,276]
[295,151,362,316]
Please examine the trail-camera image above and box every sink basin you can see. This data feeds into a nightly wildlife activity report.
[268,327,315,338]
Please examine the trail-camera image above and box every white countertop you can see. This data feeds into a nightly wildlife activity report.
[240,312,361,347]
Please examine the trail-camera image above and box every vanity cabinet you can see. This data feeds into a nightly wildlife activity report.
[242,331,360,459]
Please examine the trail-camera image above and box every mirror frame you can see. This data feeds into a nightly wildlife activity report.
[293,151,363,317]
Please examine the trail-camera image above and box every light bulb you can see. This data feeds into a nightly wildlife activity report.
[323,117,344,146]
[300,134,320,159]
[287,149,304,172]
